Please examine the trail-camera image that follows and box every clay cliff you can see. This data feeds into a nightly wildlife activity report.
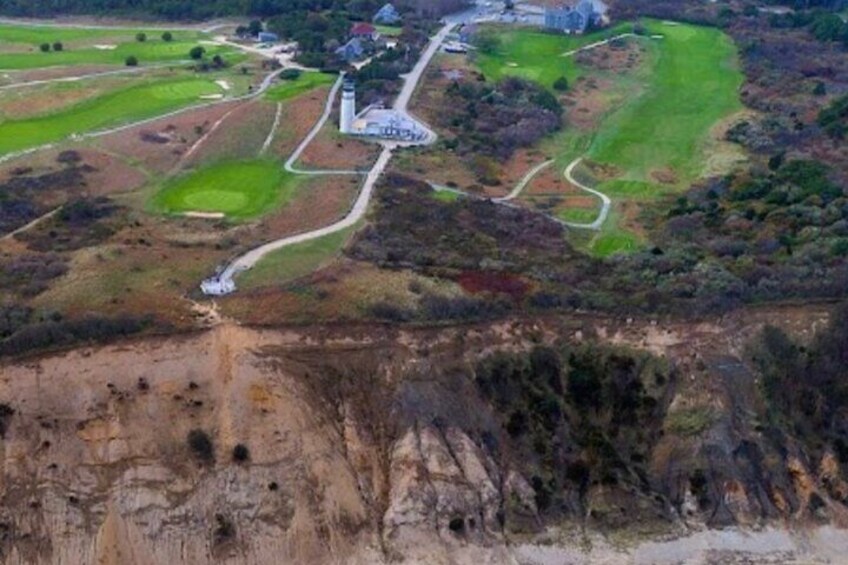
[0,308,848,564]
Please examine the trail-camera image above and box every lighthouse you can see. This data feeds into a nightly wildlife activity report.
[340,79,355,134]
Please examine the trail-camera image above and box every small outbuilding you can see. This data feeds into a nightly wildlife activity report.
[257,31,279,43]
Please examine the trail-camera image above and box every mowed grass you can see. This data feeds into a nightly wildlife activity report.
[265,72,336,101]
[151,160,298,220]
[239,225,358,288]
[473,20,742,257]
[0,24,233,69]
[0,76,223,156]
[588,21,743,184]
[475,23,630,89]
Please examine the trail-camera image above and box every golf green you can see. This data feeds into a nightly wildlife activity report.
[151,160,298,219]
[0,77,223,156]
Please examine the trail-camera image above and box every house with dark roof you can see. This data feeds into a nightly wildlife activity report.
[350,22,380,41]
[336,37,366,61]
[373,3,402,25]
[544,0,607,34]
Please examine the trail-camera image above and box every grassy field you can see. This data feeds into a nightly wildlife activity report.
[239,225,358,288]
[0,76,224,156]
[150,160,298,219]
[475,23,630,89]
[475,20,742,257]
[374,24,403,37]
[265,72,336,101]
[588,21,743,184]
[0,24,234,69]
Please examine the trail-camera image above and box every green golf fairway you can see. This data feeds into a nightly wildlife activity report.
[151,160,298,219]
[476,23,631,89]
[0,38,234,70]
[0,77,223,156]
[587,21,742,183]
[265,72,336,102]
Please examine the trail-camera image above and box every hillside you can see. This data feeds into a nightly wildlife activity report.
[1,305,848,563]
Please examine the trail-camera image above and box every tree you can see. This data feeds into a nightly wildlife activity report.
[136,32,147,42]
[162,31,173,42]
[553,76,569,92]
[52,41,63,52]
[189,46,206,60]
[187,429,214,464]
[39,43,50,52]
[248,19,263,37]
[125,55,138,67]
[212,54,224,68]
[473,31,501,55]
[813,81,826,96]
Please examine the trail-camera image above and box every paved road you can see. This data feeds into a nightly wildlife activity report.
[204,22,453,294]
[493,159,555,202]
[429,156,610,231]
[284,74,362,175]
[562,157,610,230]
[561,33,637,57]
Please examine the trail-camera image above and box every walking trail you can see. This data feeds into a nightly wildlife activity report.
[203,23,453,294]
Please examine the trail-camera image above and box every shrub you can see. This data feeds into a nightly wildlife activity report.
[162,31,173,42]
[189,46,206,60]
[136,32,147,42]
[52,42,63,52]
[187,429,215,464]
[553,76,569,92]
[39,43,50,52]
[125,55,139,67]
[279,68,301,81]
[232,443,250,463]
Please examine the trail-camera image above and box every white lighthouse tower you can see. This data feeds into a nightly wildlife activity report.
[340,79,355,134]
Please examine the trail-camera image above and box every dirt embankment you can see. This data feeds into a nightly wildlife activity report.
[0,306,845,564]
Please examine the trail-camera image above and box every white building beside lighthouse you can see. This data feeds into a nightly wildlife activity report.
[338,80,428,142]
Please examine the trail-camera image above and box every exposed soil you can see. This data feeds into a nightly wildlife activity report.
[94,100,243,174]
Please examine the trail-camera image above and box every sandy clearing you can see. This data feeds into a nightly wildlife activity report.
[184,211,226,219]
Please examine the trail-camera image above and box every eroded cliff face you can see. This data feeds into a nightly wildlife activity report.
[0,309,846,564]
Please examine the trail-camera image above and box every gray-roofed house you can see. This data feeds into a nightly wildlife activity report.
[336,37,365,61]
[374,3,402,24]
[544,0,607,34]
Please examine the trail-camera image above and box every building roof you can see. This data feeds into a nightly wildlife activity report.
[374,3,401,22]
[351,22,377,35]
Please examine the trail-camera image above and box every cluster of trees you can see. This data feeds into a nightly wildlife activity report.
[752,304,848,468]
[474,345,671,519]
[38,41,63,52]
[437,76,563,168]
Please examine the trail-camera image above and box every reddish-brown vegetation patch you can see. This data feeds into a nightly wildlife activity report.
[457,270,530,300]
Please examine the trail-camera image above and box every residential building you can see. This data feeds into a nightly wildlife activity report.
[374,3,402,25]
[336,38,366,61]
[350,22,380,41]
[544,0,607,34]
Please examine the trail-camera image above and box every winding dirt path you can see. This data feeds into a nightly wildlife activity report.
[202,23,453,295]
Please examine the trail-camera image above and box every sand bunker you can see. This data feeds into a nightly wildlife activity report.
[93,44,118,50]
[183,211,226,219]
[199,94,224,100]
[215,80,231,91]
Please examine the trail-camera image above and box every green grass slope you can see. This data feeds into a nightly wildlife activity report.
[588,21,743,184]
[0,76,223,156]
[150,160,298,220]
[265,72,336,102]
